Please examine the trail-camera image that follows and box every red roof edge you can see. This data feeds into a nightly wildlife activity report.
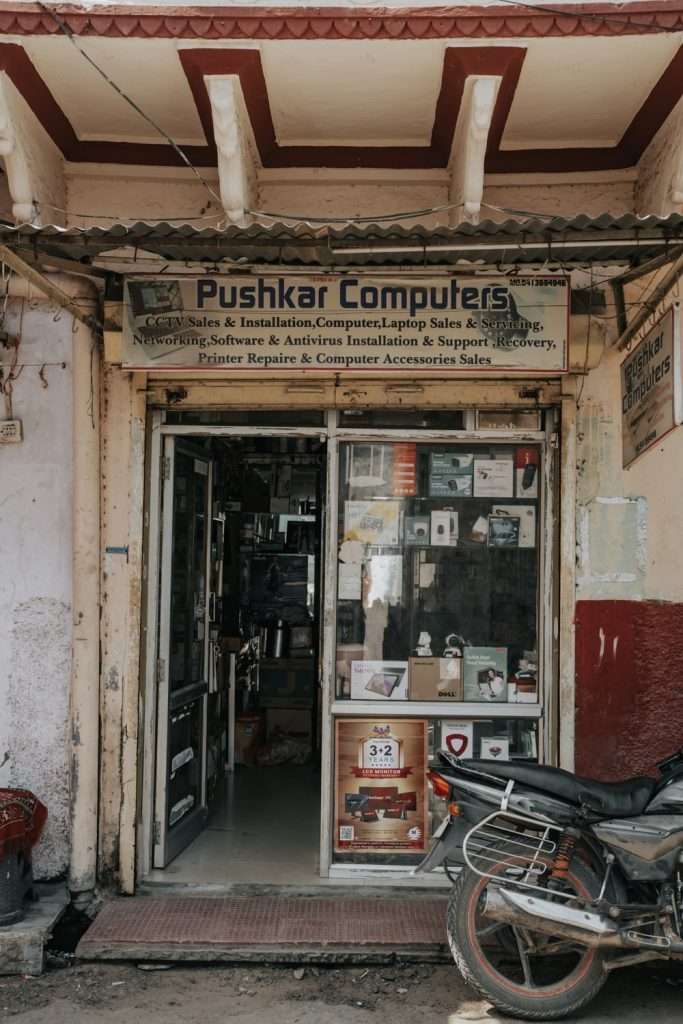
[1,1,683,39]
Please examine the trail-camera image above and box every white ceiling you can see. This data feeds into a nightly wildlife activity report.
[25,37,207,146]
[17,34,683,155]
[261,40,445,147]
[502,36,682,150]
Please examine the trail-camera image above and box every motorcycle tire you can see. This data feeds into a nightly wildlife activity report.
[447,855,608,1020]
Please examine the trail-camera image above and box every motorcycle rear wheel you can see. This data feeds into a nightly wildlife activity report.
[447,854,607,1020]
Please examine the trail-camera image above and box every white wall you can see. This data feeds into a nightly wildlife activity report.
[0,294,73,878]
[65,164,637,229]
[575,329,683,604]
[635,93,683,217]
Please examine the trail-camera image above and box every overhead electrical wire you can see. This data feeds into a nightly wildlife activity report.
[482,0,683,34]
[12,3,683,296]
[32,2,654,231]
[35,201,221,223]
[37,2,223,210]
[30,1,674,236]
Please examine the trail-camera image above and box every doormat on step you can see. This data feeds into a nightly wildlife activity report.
[77,895,449,962]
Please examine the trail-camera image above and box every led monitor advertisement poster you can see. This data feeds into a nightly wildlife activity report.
[334,718,428,855]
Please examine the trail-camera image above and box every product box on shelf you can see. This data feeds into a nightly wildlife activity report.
[463,647,508,702]
[408,657,463,701]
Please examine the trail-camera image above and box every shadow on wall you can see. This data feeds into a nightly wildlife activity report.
[575,599,683,780]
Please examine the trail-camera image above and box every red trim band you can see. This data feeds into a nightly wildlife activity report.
[179,46,525,169]
[1,37,682,172]
[2,2,683,40]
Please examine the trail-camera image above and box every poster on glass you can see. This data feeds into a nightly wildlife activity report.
[335,719,428,854]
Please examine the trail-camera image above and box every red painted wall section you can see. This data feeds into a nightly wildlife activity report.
[575,600,683,781]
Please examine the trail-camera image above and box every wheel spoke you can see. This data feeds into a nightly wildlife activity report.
[476,921,507,939]
[513,928,536,988]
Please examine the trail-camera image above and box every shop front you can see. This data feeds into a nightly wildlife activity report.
[110,269,572,887]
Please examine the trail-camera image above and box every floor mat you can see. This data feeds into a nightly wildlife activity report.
[78,895,449,961]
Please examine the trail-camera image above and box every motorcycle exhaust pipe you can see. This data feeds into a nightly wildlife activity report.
[483,887,628,950]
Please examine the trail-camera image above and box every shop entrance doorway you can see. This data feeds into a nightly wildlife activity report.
[149,432,325,882]
[139,403,559,888]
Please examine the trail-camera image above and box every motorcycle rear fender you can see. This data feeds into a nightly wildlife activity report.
[413,817,470,873]
[440,769,579,827]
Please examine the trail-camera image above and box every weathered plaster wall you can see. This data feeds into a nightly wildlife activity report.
[64,165,637,228]
[484,179,635,219]
[576,340,683,602]
[1,74,66,225]
[574,333,683,779]
[0,294,73,878]
[575,599,683,779]
[65,165,222,228]
[635,94,683,217]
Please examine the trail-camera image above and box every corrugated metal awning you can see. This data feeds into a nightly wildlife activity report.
[2,213,683,269]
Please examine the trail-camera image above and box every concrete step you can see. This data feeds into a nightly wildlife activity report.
[77,892,450,964]
[0,883,68,976]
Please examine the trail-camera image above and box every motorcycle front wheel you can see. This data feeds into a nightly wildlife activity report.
[447,854,607,1020]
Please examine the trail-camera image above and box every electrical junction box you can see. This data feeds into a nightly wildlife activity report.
[0,419,22,443]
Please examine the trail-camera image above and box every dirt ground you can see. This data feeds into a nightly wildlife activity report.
[2,959,683,1024]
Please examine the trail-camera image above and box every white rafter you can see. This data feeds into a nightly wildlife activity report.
[205,76,258,226]
[449,76,502,225]
[0,72,65,226]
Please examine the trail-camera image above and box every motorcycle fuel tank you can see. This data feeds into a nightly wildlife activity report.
[592,815,683,881]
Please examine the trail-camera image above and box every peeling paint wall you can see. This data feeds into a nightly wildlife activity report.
[2,75,66,226]
[635,94,683,217]
[98,366,145,894]
[577,341,683,602]
[575,599,683,779]
[64,166,637,229]
[0,295,73,878]
[575,336,683,778]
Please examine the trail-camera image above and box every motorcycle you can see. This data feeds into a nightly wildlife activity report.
[415,747,683,1020]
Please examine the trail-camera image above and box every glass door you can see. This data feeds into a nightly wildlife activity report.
[154,438,213,867]
[331,437,546,867]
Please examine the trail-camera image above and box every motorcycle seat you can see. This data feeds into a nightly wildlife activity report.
[464,760,657,818]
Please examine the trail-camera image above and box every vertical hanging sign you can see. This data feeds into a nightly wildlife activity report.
[621,305,683,467]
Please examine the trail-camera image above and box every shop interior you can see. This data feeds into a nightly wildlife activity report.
[147,434,325,884]
[146,415,546,884]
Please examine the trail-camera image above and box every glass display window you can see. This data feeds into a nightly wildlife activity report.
[425,717,540,839]
[335,441,542,710]
[332,714,540,866]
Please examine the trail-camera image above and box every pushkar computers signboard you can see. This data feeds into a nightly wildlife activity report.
[121,275,569,373]
[334,718,428,855]
[621,305,683,468]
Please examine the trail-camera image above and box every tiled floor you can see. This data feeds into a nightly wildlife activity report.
[145,764,322,886]
[78,893,449,958]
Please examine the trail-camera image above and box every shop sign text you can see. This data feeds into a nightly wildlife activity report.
[121,274,569,373]
[621,305,682,467]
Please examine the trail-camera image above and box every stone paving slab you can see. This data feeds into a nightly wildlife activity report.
[0,883,68,975]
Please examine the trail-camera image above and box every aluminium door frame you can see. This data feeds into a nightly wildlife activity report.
[322,421,555,875]
[153,438,213,868]
[139,413,559,882]
[139,418,330,881]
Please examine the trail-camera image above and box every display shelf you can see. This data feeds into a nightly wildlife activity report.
[331,700,541,718]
